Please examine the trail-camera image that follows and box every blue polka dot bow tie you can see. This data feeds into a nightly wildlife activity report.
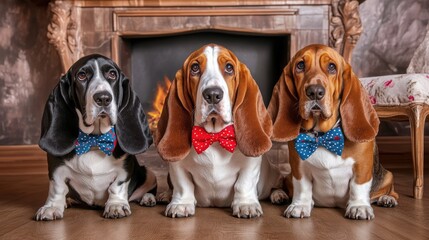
[75,127,117,156]
[294,127,345,160]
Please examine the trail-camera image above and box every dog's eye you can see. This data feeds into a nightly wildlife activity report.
[107,70,117,80]
[190,63,200,75]
[296,61,305,72]
[77,71,87,81]
[225,63,234,75]
[328,63,337,74]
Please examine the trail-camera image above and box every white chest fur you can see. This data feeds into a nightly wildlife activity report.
[172,143,262,207]
[301,147,355,208]
[55,150,127,206]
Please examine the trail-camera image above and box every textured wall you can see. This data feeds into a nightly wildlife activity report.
[0,0,61,145]
[0,0,427,145]
[352,0,429,77]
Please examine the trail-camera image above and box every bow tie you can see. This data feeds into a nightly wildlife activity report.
[75,127,117,156]
[192,125,237,154]
[294,127,344,160]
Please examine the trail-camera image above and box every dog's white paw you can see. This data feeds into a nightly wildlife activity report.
[35,206,64,221]
[232,201,263,218]
[377,195,398,208]
[140,193,156,207]
[270,189,289,205]
[345,205,374,220]
[103,202,131,219]
[284,204,312,218]
[165,203,195,218]
[156,190,172,203]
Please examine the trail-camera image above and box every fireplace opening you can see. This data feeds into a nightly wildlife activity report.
[126,31,290,110]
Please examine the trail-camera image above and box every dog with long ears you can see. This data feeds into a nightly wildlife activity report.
[36,54,156,220]
[156,44,288,218]
[268,44,398,220]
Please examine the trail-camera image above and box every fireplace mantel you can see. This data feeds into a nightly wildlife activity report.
[47,0,363,73]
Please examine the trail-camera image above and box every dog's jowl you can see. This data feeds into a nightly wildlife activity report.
[35,54,157,221]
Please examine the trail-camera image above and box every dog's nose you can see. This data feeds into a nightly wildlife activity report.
[202,87,224,104]
[305,84,325,100]
[93,91,112,107]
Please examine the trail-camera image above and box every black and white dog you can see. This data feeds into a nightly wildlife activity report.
[36,54,156,221]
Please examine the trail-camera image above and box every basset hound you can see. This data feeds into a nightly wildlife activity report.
[268,44,398,220]
[36,54,157,221]
[156,44,288,218]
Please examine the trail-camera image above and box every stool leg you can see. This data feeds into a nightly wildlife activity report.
[409,105,426,199]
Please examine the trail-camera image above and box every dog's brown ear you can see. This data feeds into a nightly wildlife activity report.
[233,63,272,157]
[340,63,379,142]
[268,63,301,142]
[156,69,193,161]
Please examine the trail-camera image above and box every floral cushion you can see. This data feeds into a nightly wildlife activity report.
[360,74,429,106]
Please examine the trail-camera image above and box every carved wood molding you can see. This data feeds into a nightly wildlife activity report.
[47,0,82,73]
[329,0,363,63]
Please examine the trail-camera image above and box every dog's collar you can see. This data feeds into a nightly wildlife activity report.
[299,119,341,137]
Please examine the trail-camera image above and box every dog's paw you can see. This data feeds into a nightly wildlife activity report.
[231,202,263,218]
[140,193,156,207]
[270,189,289,205]
[156,190,172,203]
[103,202,131,219]
[165,203,195,218]
[376,195,398,208]
[284,204,312,218]
[345,205,374,220]
[35,206,64,221]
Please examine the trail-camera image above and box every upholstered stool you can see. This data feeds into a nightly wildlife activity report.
[360,74,429,199]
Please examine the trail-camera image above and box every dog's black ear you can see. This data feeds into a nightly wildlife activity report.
[115,73,153,155]
[39,73,79,156]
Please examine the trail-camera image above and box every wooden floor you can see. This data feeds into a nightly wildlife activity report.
[0,153,428,240]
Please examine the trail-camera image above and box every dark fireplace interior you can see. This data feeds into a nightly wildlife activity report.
[126,31,290,110]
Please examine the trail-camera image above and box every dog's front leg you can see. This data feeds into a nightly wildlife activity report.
[165,162,196,218]
[35,174,69,221]
[284,175,313,218]
[345,176,374,220]
[103,176,131,219]
[231,156,263,218]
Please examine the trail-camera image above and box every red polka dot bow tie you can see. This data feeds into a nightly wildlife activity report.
[192,125,237,154]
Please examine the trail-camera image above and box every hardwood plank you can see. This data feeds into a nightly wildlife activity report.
[0,167,427,239]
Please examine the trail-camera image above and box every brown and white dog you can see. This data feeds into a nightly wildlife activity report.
[268,44,398,220]
[156,44,287,218]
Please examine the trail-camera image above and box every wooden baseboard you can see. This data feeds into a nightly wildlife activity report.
[0,145,47,175]
[377,136,429,154]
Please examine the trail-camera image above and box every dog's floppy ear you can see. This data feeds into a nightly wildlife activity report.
[156,69,193,161]
[39,72,79,156]
[268,63,301,142]
[340,62,379,142]
[115,73,153,155]
[233,63,272,157]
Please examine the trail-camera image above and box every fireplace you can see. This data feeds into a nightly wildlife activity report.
[47,0,363,76]
[46,0,364,184]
